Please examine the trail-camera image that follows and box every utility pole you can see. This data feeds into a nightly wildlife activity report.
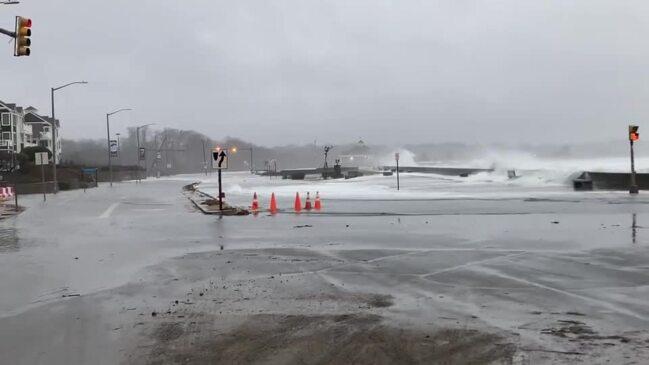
[51,81,87,193]
[629,125,640,194]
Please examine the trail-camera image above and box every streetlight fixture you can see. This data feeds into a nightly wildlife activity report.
[135,123,156,182]
[106,108,131,187]
[51,80,87,193]
[231,146,254,173]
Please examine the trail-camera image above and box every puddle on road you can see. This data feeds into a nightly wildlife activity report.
[0,227,18,253]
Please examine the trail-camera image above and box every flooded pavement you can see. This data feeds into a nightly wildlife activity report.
[1,177,649,364]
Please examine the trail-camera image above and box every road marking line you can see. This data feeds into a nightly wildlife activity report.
[99,202,120,219]
[472,266,649,321]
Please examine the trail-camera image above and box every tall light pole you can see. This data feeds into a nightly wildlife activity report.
[51,81,87,193]
[234,146,254,173]
[106,108,131,187]
[135,123,156,182]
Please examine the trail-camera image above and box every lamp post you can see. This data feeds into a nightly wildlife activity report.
[232,146,254,173]
[135,123,156,182]
[51,81,87,193]
[106,108,131,187]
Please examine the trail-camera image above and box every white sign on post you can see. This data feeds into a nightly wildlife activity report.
[110,140,118,157]
[211,150,228,169]
[34,152,48,166]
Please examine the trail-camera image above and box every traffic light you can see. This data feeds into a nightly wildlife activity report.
[14,16,31,56]
[629,125,639,142]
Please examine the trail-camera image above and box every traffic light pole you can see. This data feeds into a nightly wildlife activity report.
[630,140,638,194]
[0,27,15,38]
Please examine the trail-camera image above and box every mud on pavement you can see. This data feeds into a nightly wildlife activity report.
[137,313,516,365]
[121,248,517,365]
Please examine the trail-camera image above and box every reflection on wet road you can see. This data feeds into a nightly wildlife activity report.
[0,176,648,364]
[0,227,18,253]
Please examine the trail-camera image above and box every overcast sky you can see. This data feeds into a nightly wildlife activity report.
[1,1,648,146]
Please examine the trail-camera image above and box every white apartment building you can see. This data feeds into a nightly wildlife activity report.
[0,100,61,169]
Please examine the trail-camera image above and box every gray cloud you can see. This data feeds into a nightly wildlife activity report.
[1,0,648,146]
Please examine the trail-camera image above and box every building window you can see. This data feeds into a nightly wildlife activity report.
[2,132,11,140]
[1,113,10,126]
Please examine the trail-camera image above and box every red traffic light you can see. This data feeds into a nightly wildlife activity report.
[19,18,32,28]
[629,125,640,142]
[14,16,32,57]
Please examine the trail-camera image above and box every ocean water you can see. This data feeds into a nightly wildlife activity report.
[167,154,649,208]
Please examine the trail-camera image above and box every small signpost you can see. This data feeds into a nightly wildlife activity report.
[395,152,400,191]
[110,140,118,157]
[212,149,228,210]
[34,152,48,201]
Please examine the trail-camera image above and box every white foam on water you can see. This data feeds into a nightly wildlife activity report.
[167,154,644,202]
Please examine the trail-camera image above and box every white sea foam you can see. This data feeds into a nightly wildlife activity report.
[167,153,644,202]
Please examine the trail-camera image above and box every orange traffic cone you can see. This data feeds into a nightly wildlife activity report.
[304,192,312,210]
[314,191,321,210]
[294,192,302,212]
[269,193,278,214]
[251,192,259,211]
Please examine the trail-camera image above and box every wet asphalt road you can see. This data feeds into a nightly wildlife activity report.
[1,178,649,364]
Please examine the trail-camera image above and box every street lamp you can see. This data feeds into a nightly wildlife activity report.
[135,123,156,182]
[51,80,87,193]
[106,108,131,187]
[231,146,254,173]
